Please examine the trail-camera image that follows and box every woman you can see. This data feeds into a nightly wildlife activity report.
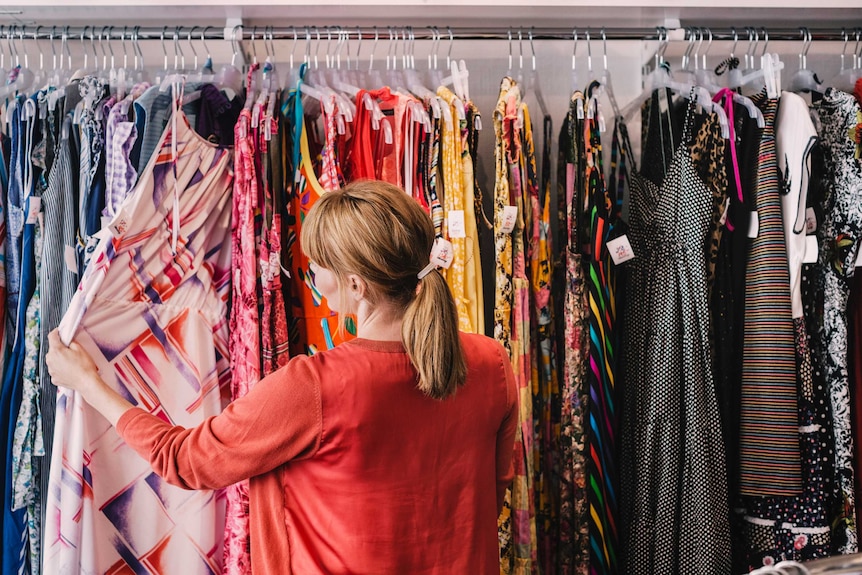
[47,180,518,574]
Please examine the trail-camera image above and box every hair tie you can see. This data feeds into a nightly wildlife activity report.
[417,262,437,279]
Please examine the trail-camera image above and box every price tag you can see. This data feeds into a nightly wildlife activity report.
[430,238,454,269]
[26,197,41,224]
[500,206,518,234]
[748,211,759,239]
[109,208,130,237]
[447,210,466,238]
[857,245,862,268]
[64,245,78,274]
[805,207,817,234]
[607,235,636,265]
[803,235,819,264]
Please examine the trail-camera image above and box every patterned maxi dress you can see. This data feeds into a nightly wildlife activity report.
[45,103,233,575]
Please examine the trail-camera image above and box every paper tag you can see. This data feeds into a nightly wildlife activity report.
[109,208,130,237]
[718,197,731,227]
[607,234,636,265]
[576,100,585,120]
[857,245,862,268]
[500,206,518,234]
[803,235,819,264]
[64,245,78,274]
[447,210,466,238]
[429,238,454,269]
[805,207,817,234]
[26,197,41,224]
[748,211,759,238]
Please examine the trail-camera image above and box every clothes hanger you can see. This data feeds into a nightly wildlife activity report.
[214,25,243,100]
[706,27,764,127]
[569,28,585,119]
[527,28,549,119]
[725,27,784,98]
[789,28,823,94]
[832,27,862,92]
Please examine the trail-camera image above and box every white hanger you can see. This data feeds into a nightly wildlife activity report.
[832,28,862,92]
[789,28,823,94]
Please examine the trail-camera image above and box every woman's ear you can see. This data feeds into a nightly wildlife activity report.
[346,274,367,302]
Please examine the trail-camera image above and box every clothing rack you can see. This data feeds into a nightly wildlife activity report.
[0,25,855,43]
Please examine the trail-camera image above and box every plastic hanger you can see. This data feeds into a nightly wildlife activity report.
[708,27,764,127]
[527,28,549,119]
[832,28,862,92]
[789,28,823,93]
[213,25,243,100]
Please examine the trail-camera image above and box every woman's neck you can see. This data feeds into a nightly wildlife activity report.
[354,301,403,341]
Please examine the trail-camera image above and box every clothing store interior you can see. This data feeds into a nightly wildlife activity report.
[1,1,862,574]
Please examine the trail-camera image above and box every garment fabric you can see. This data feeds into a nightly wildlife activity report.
[45,108,233,575]
[814,87,862,553]
[620,102,731,574]
[584,87,619,575]
[117,334,518,575]
[224,104,262,575]
[739,93,803,496]
[556,93,590,575]
[38,113,80,538]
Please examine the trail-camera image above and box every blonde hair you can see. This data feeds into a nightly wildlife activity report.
[301,180,467,399]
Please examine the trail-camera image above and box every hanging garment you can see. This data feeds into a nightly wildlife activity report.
[224,103,262,575]
[493,76,518,575]
[739,92,803,497]
[814,87,862,554]
[259,105,290,374]
[533,114,558,575]
[286,79,354,356]
[2,95,42,575]
[620,99,731,574]
[10,216,43,575]
[556,92,590,575]
[45,104,233,575]
[736,89,832,567]
[583,85,620,575]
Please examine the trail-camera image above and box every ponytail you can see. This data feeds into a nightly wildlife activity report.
[402,268,467,400]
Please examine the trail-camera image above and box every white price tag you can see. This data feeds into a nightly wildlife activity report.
[607,234,636,265]
[748,211,759,239]
[64,245,78,274]
[856,245,862,268]
[447,210,466,238]
[803,235,819,264]
[805,207,817,234]
[500,206,518,234]
[109,208,130,237]
[26,197,41,224]
[430,238,454,269]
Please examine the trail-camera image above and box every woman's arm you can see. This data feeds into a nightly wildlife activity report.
[46,329,323,490]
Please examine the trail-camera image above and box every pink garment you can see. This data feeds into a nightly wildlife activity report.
[47,109,233,575]
[224,104,261,574]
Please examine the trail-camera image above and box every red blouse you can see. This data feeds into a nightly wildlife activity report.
[117,333,518,574]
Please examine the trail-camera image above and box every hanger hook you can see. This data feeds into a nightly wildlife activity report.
[507,28,513,72]
[50,26,58,70]
[601,27,609,72]
[702,27,713,70]
[446,27,453,70]
[201,26,212,62]
[572,28,578,71]
[730,27,738,59]
[529,27,537,72]
[106,26,116,69]
[586,28,592,73]
[369,26,378,71]
[231,24,242,68]
[758,27,768,58]
[65,25,73,70]
[33,26,44,71]
[291,26,298,69]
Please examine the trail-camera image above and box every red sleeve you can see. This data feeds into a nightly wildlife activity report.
[116,355,323,490]
[495,343,518,514]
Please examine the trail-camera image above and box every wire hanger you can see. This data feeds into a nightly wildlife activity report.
[528,28,549,118]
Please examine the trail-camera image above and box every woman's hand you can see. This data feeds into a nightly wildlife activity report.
[46,329,102,394]
[45,329,134,427]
